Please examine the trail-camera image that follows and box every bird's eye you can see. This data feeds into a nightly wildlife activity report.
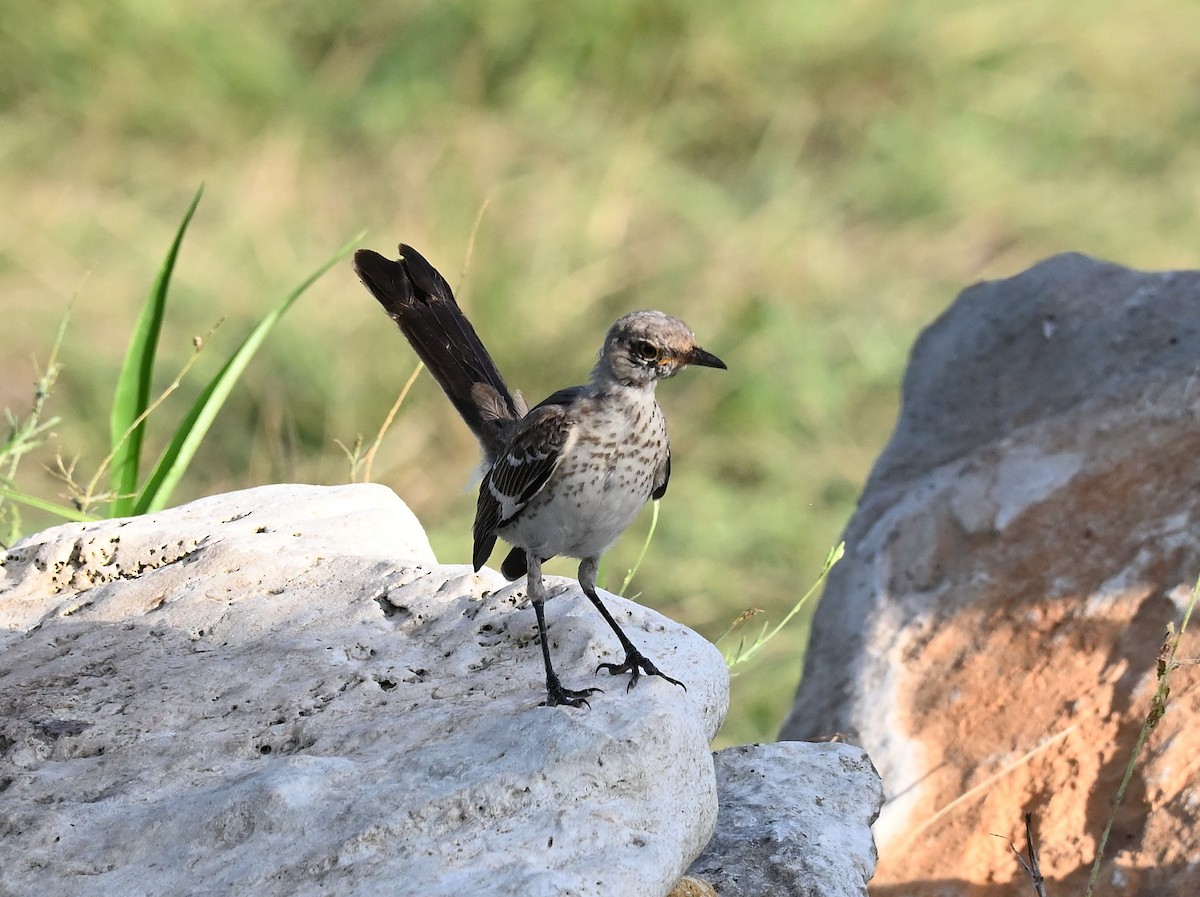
[632,340,659,361]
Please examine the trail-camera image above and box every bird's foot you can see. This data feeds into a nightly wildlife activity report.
[597,649,687,693]
[541,675,602,709]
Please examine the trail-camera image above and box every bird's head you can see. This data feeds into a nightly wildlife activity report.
[596,310,726,387]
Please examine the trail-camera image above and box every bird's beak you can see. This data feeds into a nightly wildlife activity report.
[685,346,727,370]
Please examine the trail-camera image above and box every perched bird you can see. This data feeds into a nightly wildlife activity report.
[354,244,726,707]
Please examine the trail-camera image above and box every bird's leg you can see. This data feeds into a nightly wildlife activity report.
[528,555,600,708]
[578,557,686,693]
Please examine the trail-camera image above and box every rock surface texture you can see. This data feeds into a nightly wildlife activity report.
[0,484,729,897]
[687,742,883,897]
[781,254,1200,895]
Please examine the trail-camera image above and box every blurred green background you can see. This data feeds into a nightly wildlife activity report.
[3,0,1199,746]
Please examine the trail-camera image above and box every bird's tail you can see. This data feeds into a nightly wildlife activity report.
[354,245,524,462]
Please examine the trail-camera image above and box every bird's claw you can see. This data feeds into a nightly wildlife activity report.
[597,650,687,693]
[541,677,602,709]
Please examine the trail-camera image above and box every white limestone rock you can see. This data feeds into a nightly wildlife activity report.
[0,484,729,897]
[687,742,882,897]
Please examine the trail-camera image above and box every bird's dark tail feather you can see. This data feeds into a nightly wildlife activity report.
[354,245,522,461]
[500,546,529,580]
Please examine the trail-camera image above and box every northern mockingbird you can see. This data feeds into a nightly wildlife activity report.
[354,244,726,707]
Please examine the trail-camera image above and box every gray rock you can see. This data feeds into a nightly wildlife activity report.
[687,742,882,897]
[862,251,1200,498]
[1,484,729,897]
[780,254,1200,893]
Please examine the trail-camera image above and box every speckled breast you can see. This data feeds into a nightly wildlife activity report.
[502,394,668,561]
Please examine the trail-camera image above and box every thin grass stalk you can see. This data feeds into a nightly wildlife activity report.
[361,362,424,484]
[618,499,660,596]
[722,541,844,670]
[1083,574,1198,897]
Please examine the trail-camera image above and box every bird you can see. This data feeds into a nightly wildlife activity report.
[353,244,726,707]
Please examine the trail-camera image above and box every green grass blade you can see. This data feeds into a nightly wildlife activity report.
[131,230,366,515]
[0,484,97,523]
[108,186,204,516]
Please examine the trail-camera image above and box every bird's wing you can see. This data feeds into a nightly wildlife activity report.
[529,385,590,413]
[652,446,670,500]
[472,398,578,571]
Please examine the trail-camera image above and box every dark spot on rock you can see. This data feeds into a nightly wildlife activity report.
[38,719,92,738]
[375,596,410,620]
